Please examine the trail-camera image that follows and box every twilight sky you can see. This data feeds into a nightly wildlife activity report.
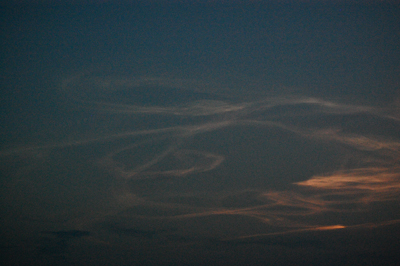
[1,1,400,265]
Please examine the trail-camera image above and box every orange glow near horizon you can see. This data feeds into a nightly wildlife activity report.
[315,224,346,230]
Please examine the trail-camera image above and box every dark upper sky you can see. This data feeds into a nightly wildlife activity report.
[2,1,400,91]
[1,1,400,265]
[2,1,399,140]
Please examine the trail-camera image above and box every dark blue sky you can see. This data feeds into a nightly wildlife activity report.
[2,2,399,93]
[2,1,399,143]
[1,1,400,265]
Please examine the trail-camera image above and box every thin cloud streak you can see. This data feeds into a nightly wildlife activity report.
[2,75,400,241]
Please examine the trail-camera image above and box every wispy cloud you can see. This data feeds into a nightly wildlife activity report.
[2,75,400,242]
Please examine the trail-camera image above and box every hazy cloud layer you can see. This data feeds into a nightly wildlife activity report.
[2,75,400,249]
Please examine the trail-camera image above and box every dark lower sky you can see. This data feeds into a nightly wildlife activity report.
[1,1,400,265]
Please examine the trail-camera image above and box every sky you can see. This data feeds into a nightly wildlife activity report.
[1,1,400,265]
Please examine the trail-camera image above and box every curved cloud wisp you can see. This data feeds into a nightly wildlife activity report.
[2,75,400,242]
